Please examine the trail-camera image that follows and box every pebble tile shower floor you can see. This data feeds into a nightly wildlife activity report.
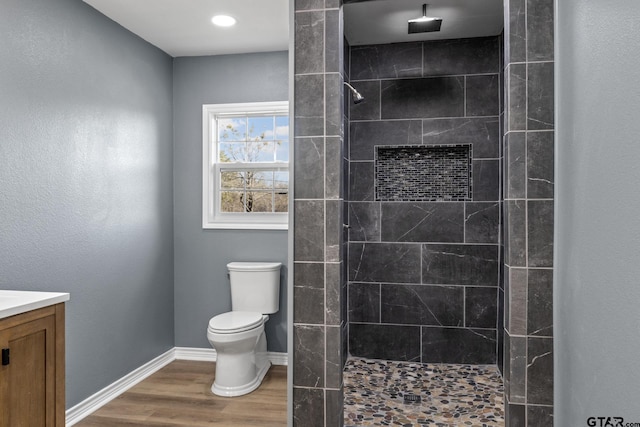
[344,358,504,427]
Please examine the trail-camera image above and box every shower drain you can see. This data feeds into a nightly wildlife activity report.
[403,394,422,404]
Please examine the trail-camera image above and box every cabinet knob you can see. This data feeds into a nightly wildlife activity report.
[1,348,9,366]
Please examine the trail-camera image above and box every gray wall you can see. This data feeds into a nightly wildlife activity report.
[172,53,289,352]
[556,1,640,424]
[346,38,502,365]
[0,0,174,407]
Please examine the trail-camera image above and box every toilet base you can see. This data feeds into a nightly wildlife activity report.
[211,358,271,397]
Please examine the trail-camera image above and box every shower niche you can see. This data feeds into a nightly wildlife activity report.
[375,144,472,202]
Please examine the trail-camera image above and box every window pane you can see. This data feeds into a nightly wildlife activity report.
[247,141,275,162]
[275,140,289,162]
[274,171,289,189]
[220,191,245,212]
[274,192,288,212]
[218,142,246,162]
[218,117,246,142]
[248,116,274,140]
[220,171,245,190]
[275,116,289,141]
[247,191,273,213]
[247,171,273,190]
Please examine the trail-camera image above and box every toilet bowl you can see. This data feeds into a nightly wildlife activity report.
[207,311,271,397]
[206,262,281,397]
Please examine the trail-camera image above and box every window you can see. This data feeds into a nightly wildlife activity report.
[203,101,289,229]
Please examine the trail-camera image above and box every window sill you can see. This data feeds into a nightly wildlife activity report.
[203,222,288,231]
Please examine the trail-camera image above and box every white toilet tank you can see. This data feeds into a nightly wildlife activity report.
[227,262,281,314]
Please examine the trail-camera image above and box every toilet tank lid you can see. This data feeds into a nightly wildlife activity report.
[227,262,282,272]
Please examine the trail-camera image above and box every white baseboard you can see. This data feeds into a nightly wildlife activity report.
[65,348,175,426]
[65,347,288,426]
[175,346,288,366]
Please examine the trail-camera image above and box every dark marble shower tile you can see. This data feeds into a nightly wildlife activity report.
[423,37,500,76]
[348,202,380,242]
[527,62,554,130]
[465,202,500,244]
[381,284,464,326]
[472,159,500,201]
[421,327,497,364]
[527,131,554,199]
[293,325,325,388]
[528,268,553,337]
[497,287,505,374]
[507,131,526,199]
[507,200,527,267]
[505,403,526,427]
[349,161,374,201]
[349,242,421,283]
[381,202,464,243]
[294,286,324,324]
[528,200,554,267]
[294,11,324,74]
[325,73,342,136]
[325,9,341,73]
[326,136,342,199]
[527,0,554,61]
[294,0,323,11]
[326,388,344,427]
[381,77,464,119]
[294,137,324,199]
[507,335,526,404]
[422,117,500,158]
[325,326,342,389]
[350,43,423,80]
[508,268,527,336]
[465,286,498,328]
[294,262,324,289]
[422,244,499,286]
[325,262,341,325]
[325,200,342,262]
[293,387,324,427]
[527,337,554,405]
[466,75,500,117]
[349,80,380,121]
[507,0,526,64]
[350,120,422,160]
[349,323,421,361]
[294,200,324,262]
[325,0,340,9]
[528,405,554,426]
[508,64,527,131]
[348,282,380,323]
[294,74,324,137]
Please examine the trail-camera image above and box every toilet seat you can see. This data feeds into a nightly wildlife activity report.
[208,311,263,334]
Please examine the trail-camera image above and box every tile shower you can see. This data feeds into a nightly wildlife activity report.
[292,1,555,426]
[346,37,503,366]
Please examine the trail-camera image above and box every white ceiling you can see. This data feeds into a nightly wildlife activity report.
[82,0,289,57]
[344,0,504,46]
[82,0,503,57]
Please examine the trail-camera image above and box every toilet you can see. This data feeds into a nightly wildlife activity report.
[206,261,281,397]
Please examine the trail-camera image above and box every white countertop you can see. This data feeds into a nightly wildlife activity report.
[0,290,70,320]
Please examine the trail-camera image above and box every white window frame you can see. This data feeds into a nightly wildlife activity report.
[202,101,290,230]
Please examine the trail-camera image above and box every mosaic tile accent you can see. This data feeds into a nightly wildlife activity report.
[375,145,472,202]
[344,357,504,427]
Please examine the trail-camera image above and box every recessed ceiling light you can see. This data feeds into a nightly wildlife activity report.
[211,15,236,27]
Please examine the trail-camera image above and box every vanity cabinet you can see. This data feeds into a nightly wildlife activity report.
[0,303,65,427]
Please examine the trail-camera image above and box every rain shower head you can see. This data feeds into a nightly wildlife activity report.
[344,82,365,104]
[408,4,442,34]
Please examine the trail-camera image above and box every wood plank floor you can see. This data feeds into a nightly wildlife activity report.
[74,360,287,427]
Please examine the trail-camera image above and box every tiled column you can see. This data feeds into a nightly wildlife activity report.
[502,0,554,425]
[292,1,345,426]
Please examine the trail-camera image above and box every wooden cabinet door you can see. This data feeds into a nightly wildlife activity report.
[0,314,56,427]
